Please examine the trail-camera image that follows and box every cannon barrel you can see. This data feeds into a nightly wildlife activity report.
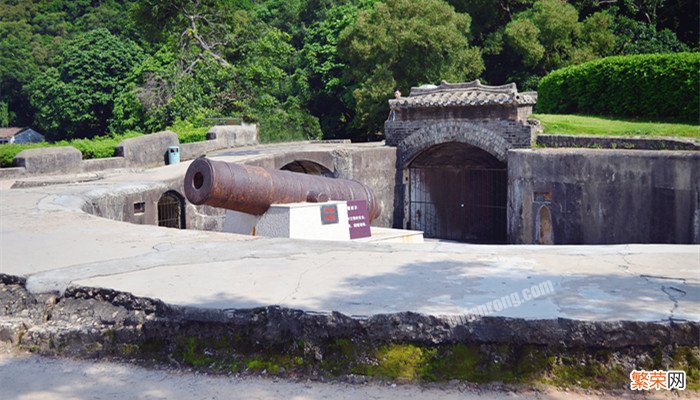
[184,157,381,221]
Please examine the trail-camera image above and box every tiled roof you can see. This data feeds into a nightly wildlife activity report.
[389,80,537,110]
[0,127,27,139]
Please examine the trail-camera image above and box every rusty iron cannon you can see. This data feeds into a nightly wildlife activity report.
[184,157,381,221]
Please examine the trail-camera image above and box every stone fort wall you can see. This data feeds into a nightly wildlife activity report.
[508,148,700,244]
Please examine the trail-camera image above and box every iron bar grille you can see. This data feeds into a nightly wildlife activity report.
[157,194,181,229]
[408,166,507,243]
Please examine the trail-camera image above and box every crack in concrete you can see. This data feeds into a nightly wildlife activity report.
[662,286,687,320]
[613,248,691,321]
[640,274,688,321]
[280,268,311,304]
[278,258,336,304]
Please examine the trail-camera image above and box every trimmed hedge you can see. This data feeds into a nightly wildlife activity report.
[537,53,700,122]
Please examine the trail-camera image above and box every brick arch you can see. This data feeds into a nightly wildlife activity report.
[398,121,512,168]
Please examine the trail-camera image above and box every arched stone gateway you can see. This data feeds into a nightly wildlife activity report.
[385,80,539,242]
[407,142,507,242]
[157,191,185,229]
[399,121,512,165]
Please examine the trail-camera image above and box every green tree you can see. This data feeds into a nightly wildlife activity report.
[498,0,615,87]
[0,2,41,127]
[301,1,376,139]
[0,100,9,127]
[339,0,484,136]
[28,28,144,139]
[612,15,689,54]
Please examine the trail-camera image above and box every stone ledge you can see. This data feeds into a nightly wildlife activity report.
[0,167,26,180]
[207,124,258,147]
[2,274,698,351]
[180,140,224,161]
[13,146,82,174]
[115,131,179,167]
[1,274,698,387]
[537,134,699,151]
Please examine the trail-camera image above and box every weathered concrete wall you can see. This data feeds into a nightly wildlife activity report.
[115,131,179,168]
[508,149,700,244]
[13,146,82,174]
[537,134,699,151]
[81,157,127,172]
[4,125,260,177]
[332,146,397,228]
[206,124,258,147]
[81,177,219,232]
[179,140,223,161]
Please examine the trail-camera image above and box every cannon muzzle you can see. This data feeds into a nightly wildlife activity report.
[184,158,381,221]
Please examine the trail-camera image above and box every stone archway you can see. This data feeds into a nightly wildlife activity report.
[398,121,512,167]
[157,191,185,229]
[384,80,538,241]
[405,141,507,243]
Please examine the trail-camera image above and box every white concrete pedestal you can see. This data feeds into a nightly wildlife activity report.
[222,201,424,243]
[223,201,350,241]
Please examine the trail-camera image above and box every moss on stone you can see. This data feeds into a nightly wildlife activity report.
[546,356,627,389]
[124,333,699,391]
[359,344,433,380]
[671,346,700,390]
[139,338,166,354]
[177,336,215,368]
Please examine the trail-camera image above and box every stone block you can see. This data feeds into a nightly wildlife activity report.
[207,124,258,147]
[180,140,224,161]
[13,146,82,174]
[115,131,179,167]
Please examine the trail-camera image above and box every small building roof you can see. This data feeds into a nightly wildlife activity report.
[389,80,537,110]
[0,127,28,139]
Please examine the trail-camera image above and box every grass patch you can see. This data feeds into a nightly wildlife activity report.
[533,114,700,139]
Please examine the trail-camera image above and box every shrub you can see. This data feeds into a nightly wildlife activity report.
[0,142,47,168]
[537,53,700,122]
[166,120,209,144]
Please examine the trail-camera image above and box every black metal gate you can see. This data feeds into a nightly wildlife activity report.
[407,166,507,243]
[158,192,184,229]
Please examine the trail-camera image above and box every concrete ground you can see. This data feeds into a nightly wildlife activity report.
[0,141,698,322]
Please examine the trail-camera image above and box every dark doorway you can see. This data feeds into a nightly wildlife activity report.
[158,191,185,229]
[280,160,334,177]
[406,142,507,243]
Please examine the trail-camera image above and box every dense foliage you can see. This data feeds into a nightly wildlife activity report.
[537,52,700,121]
[0,0,696,142]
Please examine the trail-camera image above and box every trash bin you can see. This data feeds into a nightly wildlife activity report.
[167,146,180,165]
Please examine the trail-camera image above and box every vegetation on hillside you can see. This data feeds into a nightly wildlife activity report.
[0,0,696,143]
